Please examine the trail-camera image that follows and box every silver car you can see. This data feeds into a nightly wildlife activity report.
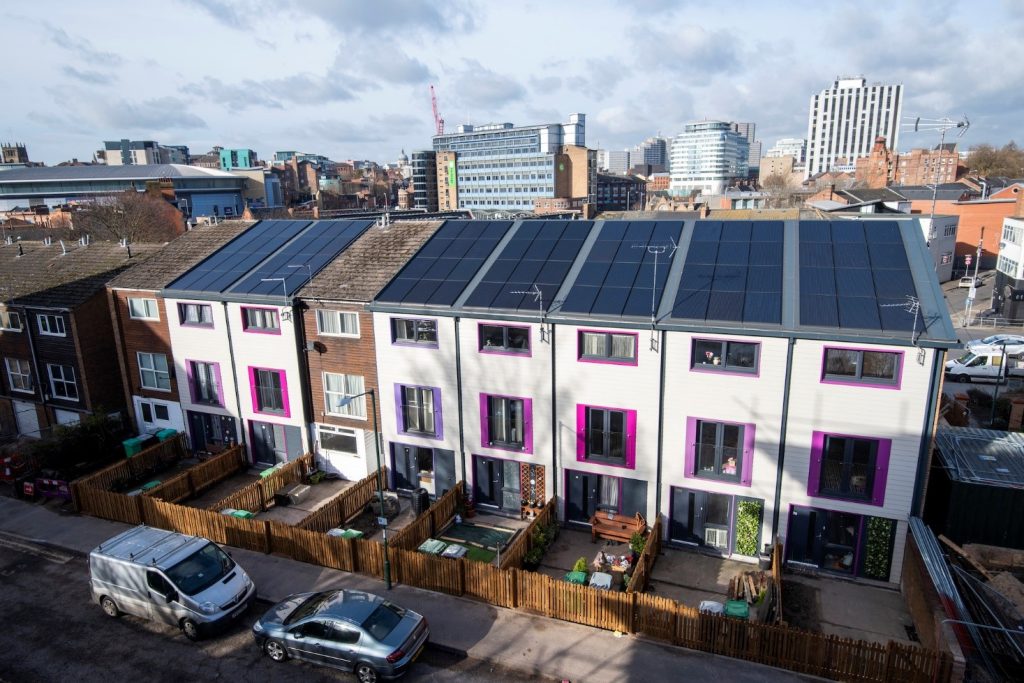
[967,334,1024,359]
[252,589,429,682]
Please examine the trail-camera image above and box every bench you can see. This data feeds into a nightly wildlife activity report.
[589,511,647,543]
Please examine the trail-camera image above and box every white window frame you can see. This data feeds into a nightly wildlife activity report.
[4,358,33,393]
[318,424,360,455]
[137,352,171,391]
[316,309,360,338]
[37,314,66,337]
[0,311,23,331]
[47,364,78,401]
[127,297,160,320]
[323,372,366,418]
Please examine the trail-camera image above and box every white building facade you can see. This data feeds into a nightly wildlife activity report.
[669,121,749,196]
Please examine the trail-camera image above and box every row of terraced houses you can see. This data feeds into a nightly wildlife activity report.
[0,215,957,585]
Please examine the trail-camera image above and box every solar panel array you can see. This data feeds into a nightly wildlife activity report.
[167,220,311,294]
[463,220,592,311]
[559,221,683,317]
[798,220,917,331]
[670,220,784,324]
[227,219,372,296]
[376,220,515,306]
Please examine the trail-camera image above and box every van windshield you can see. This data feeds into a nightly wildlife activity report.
[956,352,978,365]
[165,542,235,596]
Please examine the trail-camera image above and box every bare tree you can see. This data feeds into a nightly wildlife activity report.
[72,190,185,243]
[761,172,795,208]
[969,142,1024,177]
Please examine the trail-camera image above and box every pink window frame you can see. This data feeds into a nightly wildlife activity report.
[240,306,282,335]
[575,403,637,469]
[477,321,533,357]
[577,328,639,367]
[479,392,533,453]
[806,430,891,507]
[684,416,756,486]
[248,366,290,417]
[819,346,904,390]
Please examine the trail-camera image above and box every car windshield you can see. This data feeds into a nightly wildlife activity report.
[165,542,234,596]
[284,592,335,625]
[362,601,406,641]
[979,336,1000,344]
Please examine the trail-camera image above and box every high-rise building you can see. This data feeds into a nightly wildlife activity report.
[432,113,585,211]
[805,77,903,179]
[730,123,760,171]
[631,136,669,171]
[766,138,806,163]
[597,149,630,175]
[410,150,438,211]
[669,121,749,196]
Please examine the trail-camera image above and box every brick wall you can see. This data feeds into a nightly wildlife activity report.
[109,289,175,402]
[910,198,1017,263]
[74,290,127,412]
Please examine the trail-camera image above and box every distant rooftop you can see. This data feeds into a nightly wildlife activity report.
[0,164,240,182]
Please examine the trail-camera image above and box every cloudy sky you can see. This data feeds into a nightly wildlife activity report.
[3,0,1022,166]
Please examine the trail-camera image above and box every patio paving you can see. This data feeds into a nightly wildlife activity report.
[649,546,756,607]
[260,477,354,524]
[538,527,634,587]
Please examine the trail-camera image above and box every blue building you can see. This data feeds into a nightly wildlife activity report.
[219,148,259,171]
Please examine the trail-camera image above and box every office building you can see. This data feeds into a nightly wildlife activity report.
[730,123,761,171]
[219,148,259,171]
[669,121,749,196]
[411,150,438,211]
[631,137,669,171]
[805,77,903,179]
[597,150,630,175]
[102,139,190,166]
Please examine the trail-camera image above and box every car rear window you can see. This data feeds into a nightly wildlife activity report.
[362,602,405,641]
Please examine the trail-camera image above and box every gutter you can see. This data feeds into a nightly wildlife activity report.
[221,302,247,449]
[655,329,667,522]
[292,301,316,455]
[911,349,945,516]
[454,317,466,487]
[771,337,796,540]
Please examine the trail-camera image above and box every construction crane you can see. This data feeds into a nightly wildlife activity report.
[430,84,444,136]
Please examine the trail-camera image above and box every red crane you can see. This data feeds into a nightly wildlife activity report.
[430,84,444,136]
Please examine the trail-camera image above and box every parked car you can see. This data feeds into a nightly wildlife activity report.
[944,350,1024,383]
[253,589,429,682]
[958,276,983,288]
[966,334,1024,358]
[90,525,256,640]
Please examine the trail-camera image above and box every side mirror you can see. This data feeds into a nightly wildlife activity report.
[165,590,178,604]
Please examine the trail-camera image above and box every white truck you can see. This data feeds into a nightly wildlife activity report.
[944,346,1024,383]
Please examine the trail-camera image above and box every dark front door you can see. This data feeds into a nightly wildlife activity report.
[668,488,731,552]
[392,443,421,491]
[434,448,456,498]
[473,456,520,515]
[566,470,600,524]
[186,411,237,453]
[787,506,861,575]
[250,421,297,467]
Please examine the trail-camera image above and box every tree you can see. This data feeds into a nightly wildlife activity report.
[968,142,1024,177]
[72,190,185,243]
[761,172,796,208]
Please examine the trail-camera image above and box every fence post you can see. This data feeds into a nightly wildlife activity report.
[884,640,896,680]
[510,568,519,609]
[135,493,145,523]
[627,591,636,634]
[264,521,273,555]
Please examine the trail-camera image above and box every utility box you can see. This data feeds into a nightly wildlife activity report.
[274,483,310,507]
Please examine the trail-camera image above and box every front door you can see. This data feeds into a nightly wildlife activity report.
[13,400,39,438]
[668,488,732,553]
[565,470,601,524]
[186,411,237,453]
[251,421,289,467]
[473,456,521,515]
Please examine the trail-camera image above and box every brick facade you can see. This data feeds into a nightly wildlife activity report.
[108,289,176,429]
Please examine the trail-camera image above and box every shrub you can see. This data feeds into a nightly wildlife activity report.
[629,531,646,556]
[572,557,588,573]
[734,500,764,557]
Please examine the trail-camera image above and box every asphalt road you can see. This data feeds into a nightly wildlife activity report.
[0,535,544,683]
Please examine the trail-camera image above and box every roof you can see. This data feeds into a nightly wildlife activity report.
[894,184,972,201]
[371,218,957,347]
[934,427,1024,489]
[107,222,254,290]
[299,220,443,302]
[0,164,241,182]
[837,188,908,203]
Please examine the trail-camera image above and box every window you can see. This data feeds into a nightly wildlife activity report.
[483,395,528,449]
[578,330,637,364]
[47,364,78,401]
[127,298,159,320]
[188,360,221,406]
[318,424,359,454]
[137,352,171,391]
[5,358,32,393]
[479,324,530,354]
[822,348,901,387]
[584,407,627,463]
[392,318,437,346]
[250,367,287,416]
[178,302,213,327]
[691,338,759,373]
[398,385,439,437]
[694,420,743,482]
[37,314,66,336]
[808,432,890,506]
[0,311,22,331]
[316,309,359,337]
[324,373,365,418]
[242,307,280,333]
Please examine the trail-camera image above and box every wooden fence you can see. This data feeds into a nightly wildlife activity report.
[208,453,315,513]
[71,434,190,503]
[143,447,248,503]
[627,515,661,593]
[389,483,463,551]
[298,468,385,532]
[499,498,555,570]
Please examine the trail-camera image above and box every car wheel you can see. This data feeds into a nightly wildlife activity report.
[100,596,120,618]
[181,618,201,641]
[355,662,379,683]
[1016,352,1024,361]
[956,374,971,384]
[264,640,288,662]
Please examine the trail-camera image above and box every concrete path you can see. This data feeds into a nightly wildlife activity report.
[0,496,811,682]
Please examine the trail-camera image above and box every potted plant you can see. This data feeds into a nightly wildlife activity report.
[629,531,646,563]
[523,546,544,571]
[572,557,589,574]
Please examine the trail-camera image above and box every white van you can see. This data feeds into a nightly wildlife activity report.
[90,525,256,640]
[944,348,1024,383]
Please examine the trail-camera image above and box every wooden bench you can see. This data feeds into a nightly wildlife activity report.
[589,511,647,543]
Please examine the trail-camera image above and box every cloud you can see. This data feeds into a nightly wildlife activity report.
[96,97,208,130]
[46,26,123,66]
[450,59,527,110]
[177,0,263,29]
[62,66,116,85]
[293,0,479,36]
[566,57,629,99]
[642,24,740,83]
[185,72,374,111]
[307,119,390,144]
[531,76,562,93]
[370,49,434,85]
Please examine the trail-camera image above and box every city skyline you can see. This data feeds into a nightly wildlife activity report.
[3,0,1022,165]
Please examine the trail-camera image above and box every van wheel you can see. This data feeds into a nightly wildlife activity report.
[180,618,201,641]
[100,596,120,618]
[355,662,379,683]
[264,640,288,662]
[956,374,971,384]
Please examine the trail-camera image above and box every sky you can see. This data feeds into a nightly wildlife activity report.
[3,0,1023,166]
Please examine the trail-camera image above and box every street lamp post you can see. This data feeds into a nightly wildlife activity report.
[337,388,391,589]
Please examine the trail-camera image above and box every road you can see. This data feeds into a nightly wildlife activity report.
[0,535,545,683]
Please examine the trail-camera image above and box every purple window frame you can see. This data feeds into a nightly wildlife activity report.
[177,302,214,328]
[248,366,290,418]
[477,322,532,357]
[819,346,904,390]
[684,417,756,486]
[806,431,891,507]
[577,329,639,367]
[689,337,761,377]
[240,306,281,335]
[575,403,637,469]
[394,383,443,440]
[185,359,224,407]
[390,317,439,349]
[479,393,533,453]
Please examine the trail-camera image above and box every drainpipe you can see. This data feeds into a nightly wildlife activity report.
[550,323,558,516]
[221,302,246,448]
[771,337,797,540]
[911,350,945,517]
[292,300,316,454]
[454,317,466,487]
[22,307,48,433]
[655,329,667,524]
